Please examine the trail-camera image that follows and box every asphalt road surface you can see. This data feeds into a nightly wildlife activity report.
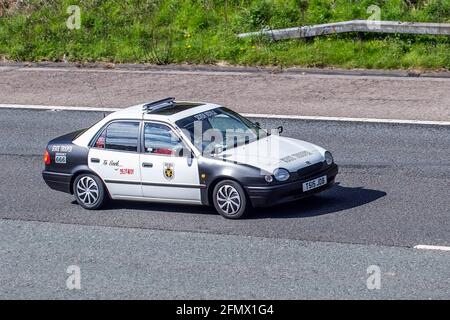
[0,108,449,299]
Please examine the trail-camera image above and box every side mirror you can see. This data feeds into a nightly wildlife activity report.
[277,126,284,134]
[254,121,261,128]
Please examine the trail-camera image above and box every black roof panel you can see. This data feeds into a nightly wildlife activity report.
[150,102,204,115]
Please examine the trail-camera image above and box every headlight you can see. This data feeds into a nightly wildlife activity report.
[273,168,290,182]
[325,151,333,165]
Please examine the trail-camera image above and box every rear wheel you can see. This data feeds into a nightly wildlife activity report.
[73,174,106,210]
[212,180,248,219]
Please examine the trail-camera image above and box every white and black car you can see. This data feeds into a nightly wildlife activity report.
[43,98,338,219]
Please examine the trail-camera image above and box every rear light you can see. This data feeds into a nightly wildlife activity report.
[43,150,51,165]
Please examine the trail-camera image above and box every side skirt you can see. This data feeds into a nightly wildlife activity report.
[111,195,202,205]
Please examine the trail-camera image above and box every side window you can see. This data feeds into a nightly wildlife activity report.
[94,121,140,152]
[144,123,186,157]
[94,129,106,149]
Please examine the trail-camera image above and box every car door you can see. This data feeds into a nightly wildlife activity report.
[140,121,201,203]
[88,120,142,198]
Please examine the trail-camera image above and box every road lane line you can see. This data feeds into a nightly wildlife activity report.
[0,104,120,112]
[1,103,450,126]
[414,245,450,251]
[242,113,450,126]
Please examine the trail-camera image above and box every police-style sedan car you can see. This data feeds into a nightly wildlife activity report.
[43,98,338,219]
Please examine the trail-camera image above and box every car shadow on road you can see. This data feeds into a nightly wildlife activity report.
[99,198,214,215]
[249,183,387,219]
[95,183,386,219]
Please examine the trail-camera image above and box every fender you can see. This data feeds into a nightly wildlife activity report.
[43,130,92,194]
[197,156,267,205]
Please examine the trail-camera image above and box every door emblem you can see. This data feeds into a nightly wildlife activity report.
[163,162,174,180]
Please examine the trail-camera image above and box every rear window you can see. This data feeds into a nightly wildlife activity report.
[94,121,140,152]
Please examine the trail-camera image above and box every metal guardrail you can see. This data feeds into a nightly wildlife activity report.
[238,20,450,40]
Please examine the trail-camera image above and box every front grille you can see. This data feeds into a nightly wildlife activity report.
[297,162,325,178]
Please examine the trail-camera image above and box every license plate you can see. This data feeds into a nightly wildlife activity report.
[302,175,327,192]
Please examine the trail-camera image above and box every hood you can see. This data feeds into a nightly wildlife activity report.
[218,135,326,173]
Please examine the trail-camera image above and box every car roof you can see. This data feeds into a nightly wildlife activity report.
[73,99,222,147]
[111,100,222,123]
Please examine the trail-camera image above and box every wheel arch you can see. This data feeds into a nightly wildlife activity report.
[207,176,249,207]
[69,168,109,197]
[198,157,263,206]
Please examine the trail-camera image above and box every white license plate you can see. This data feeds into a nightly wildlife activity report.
[302,175,327,192]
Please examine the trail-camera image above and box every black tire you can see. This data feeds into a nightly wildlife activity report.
[212,180,248,219]
[73,173,106,210]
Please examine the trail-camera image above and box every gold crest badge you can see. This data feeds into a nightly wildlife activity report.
[163,162,174,180]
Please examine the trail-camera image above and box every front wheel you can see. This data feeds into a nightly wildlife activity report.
[212,180,248,219]
[73,174,106,210]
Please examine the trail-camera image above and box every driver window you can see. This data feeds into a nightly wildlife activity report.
[144,122,187,157]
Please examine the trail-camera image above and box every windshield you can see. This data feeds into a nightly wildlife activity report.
[175,107,268,154]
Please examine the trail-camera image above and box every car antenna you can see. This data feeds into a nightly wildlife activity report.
[85,77,107,118]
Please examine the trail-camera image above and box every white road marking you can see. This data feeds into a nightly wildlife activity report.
[0,104,120,113]
[242,113,450,126]
[1,103,450,126]
[414,245,450,251]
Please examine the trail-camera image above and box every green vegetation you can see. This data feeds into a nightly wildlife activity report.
[1,0,450,69]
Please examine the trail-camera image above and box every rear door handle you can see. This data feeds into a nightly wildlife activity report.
[142,162,153,168]
[91,158,100,163]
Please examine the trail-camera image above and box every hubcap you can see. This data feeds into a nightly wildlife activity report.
[217,185,241,215]
[76,176,99,206]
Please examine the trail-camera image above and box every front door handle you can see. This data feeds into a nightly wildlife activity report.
[91,158,100,163]
[142,162,153,168]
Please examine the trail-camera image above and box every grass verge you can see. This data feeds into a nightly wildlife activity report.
[1,0,450,70]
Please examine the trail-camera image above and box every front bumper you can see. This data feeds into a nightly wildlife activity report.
[245,163,338,207]
[42,171,73,194]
